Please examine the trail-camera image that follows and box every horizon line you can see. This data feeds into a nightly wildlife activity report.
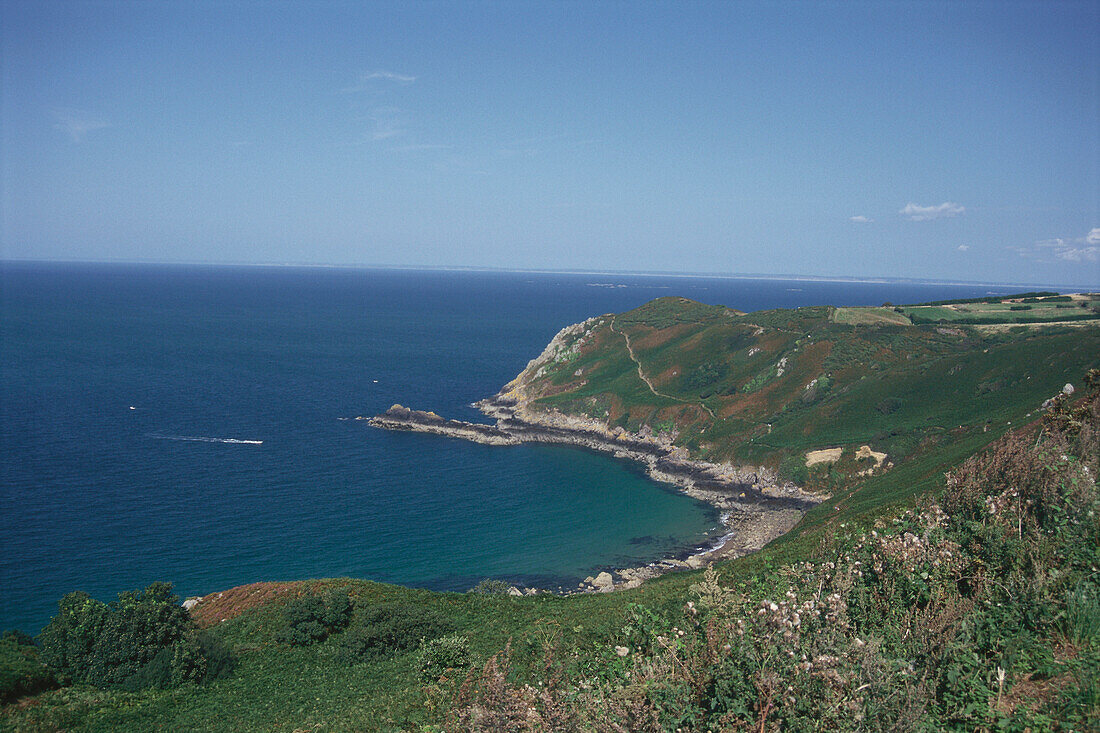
[1,256,1095,293]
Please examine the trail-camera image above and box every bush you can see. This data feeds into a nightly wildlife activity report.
[336,604,453,664]
[35,583,235,692]
[277,590,353,646]
[417,635,471,681]
[875,396,903,414]
[779,454,809,485]
[322,590,353,630]
[37,582,194,688]
[0,637,55,702]
[468,579,513,595]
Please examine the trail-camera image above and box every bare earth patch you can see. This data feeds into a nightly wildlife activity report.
[805,447,843,467]
[187,581,313,628]
[854,444,887,475]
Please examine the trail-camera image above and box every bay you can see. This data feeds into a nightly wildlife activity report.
[0,262,1009,633]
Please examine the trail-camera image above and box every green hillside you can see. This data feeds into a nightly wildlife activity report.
[3,298,1098,731]
[513,296,1099,499]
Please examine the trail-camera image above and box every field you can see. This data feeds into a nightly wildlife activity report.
[901,293,1100,325]
[830,306,912,326]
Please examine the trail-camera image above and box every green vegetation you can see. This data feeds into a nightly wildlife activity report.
[416,635,472,682]
[899,293,1100,325]
[335,604,454,664]
[3,297,1099,731]
[35,583,233,692]
[910,291,1060,307]
[831,306,912,326]
[276,589,352,645]
[516,296,1099,491]
[0,634,54,703]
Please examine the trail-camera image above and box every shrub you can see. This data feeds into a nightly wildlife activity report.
[336,604,453,664]
[779,454,809,485]
[277,595,328,646]
[37,582,194,688]
[875,396,903,414]
[0,637,55,702]
[468,579,513,595]
[277,590,353,646]
[416,634,471,681]
[322,590,353,630]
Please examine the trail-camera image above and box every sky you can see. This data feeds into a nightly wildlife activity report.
[2,1,1098,287]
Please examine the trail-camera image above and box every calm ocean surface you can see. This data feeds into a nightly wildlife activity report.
[1,262,1010,633]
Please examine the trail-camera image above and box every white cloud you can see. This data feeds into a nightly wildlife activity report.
[957,244,969,251]
[342,70,416,92]
[1035,238,1066,249]
[848,215,873,223]
[1054,247,1099,262]
[52,108,110,142]
[391,143,452,152]
[362,70,416,83]
[1016,229,1100,263]
[899,201,965,221]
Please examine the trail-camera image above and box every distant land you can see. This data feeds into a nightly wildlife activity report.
[3,257,1095,291]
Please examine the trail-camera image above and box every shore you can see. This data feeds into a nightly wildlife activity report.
[366,396,824,593]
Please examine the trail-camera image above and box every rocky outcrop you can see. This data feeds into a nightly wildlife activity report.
[366,405,519,446]
[365,398,824,594]
[364,315,828,594]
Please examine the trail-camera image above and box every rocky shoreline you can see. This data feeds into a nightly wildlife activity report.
[364,394,824,594]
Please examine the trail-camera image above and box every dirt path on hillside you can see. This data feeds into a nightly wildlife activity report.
[610,318,717,419]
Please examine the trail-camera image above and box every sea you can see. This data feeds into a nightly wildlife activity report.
[0,262,1018,633]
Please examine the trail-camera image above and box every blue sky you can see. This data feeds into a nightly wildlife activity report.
[2,1,1097,287]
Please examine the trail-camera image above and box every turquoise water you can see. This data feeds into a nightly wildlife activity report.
[0,263,1007,633]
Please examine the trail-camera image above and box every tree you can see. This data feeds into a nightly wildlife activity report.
[37,582,227,689]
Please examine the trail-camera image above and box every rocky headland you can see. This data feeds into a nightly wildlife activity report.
[365,313,826,593]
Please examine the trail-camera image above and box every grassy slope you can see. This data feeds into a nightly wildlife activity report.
[4,297,1098,731]
[527,297,1098,480]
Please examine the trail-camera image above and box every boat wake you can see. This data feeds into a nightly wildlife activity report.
[147,433,263,445]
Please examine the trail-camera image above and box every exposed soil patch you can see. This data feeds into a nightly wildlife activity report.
[188,581,315,628]
[805,447,843,467]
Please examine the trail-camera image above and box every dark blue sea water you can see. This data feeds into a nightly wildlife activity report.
[0,262,1012,633]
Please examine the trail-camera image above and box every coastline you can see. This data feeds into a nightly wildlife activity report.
[365,396,823,593]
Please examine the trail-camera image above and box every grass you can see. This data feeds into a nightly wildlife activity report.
[831,306,912,326]
[901,295,1100,325]
[522,297,1099,475]
[4,296,1099,731]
